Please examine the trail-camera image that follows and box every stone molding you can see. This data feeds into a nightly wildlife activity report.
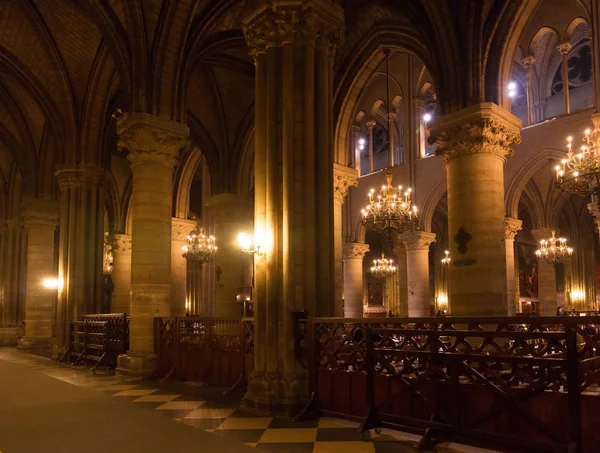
[521,56,536,68]
[342,242,369,260]
[428,103,522,163]
[20,198,59,227]
[172,218,197,242]
[55,164,104,190]
[504,217,523,240]
[205,193,253,221]
[333,163,358,203]
[556,42,573,55]
[400,231,436,251]
[112,233,132,254]
[116,113,189,169]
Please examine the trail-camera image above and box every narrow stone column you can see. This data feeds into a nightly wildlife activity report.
[171,218,196,317]
[393,241,408,316]
[333,164,358,317]
[205,194,252,318]
[429,103,521,316]
[413,99,425,158]
[342,243,369,318]
[55,164,105,349]
[116,113,188,377]
[388,113,396,167]
[505,217,522,316]
[0,220,22,345]
[401,231,436,317]
[186,260,203,315]
[531,228,558,316]
[18,198,59,353]
[521,56,536,126]
[557,43,572,115]
[366,121,375,173]
[110,234,132,314]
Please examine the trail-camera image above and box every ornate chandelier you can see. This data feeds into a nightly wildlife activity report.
[361,172,417,234]
[535,231,573,263]
[370,253,397,279]
[555,113,600,196]
[441,250,451,266]
[182,227,217,263]
[103,232,113,275]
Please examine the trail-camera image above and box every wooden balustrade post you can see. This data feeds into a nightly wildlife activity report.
[565,328,581,451]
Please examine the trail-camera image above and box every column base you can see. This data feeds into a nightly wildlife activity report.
[116,353,157,378]
[243,371,308,416]
[17,336,54,356]
[0,327,19,346]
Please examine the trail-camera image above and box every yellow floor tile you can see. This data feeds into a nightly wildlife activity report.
[259,428,317,443]
[156,401,205,410]
[313,441,376,453]
[113,389,156,397]
[133,394,179,403]
[184,408,236,419]
[216,417,273,430]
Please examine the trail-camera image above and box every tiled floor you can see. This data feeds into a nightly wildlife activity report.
[0,348,496,453]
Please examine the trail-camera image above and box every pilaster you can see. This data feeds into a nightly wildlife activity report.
[429,103,521,316]
[504,217,522,316]
[115,112,189,378]
[342,242,369,318]
[400,231,436,317]
[531,228,558,316]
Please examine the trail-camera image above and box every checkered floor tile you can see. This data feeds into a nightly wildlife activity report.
[0,348,498,453]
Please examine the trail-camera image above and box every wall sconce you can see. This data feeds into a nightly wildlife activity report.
[42,278,60,290]
[238,232,265,257]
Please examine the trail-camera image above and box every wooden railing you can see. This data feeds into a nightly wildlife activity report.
[154,316,254,389]
[296,316,600,453]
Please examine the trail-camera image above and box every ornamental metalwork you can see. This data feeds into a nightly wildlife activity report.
[182,227,217,263]
[535,231,573,263]
[370,253,397,279]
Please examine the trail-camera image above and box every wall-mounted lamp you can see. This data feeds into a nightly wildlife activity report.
[238,232,265,258]
[42,278,60,290]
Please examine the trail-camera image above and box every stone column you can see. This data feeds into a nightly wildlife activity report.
[350,125,361,174]
[0,220,22,345]
[413,99,425,158]
[521,56,536,126]
[505,217,522,316]
[110,234,132,314]
[393,241,408,316]
[531,228,558,316]
[54,164,105,349]
[388,113,396,167]
[591,3,600,108]
[557,43,572,115]
[401,231,436,317]
[342,243,369,317]
[206,194,252,318]
[243,1,343,411]
[366,120,375,173]
[171,218,196,317]
[333,164,358,317]
[18,198,59,353]
[186,260,203,315]
[429,103,521,316]
[116,113,188,377]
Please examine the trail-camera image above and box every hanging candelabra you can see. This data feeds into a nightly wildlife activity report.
[441,250,451,266]
[370,253,397,279]
[535,231,573,263]
[182,226,217,263]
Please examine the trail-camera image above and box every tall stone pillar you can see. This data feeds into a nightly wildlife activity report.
[366,121,375,173]
[505,217,522,316]
[186,260,203,315]
[206,194,252,318]
[401,231,436,317]
[521,56,536,126]
[333,164,358,317]
[243,1,343,411]
[413,99,425,158]
[342,243,369,318]
[557,43,572,115]
[18,198,59,353]
[429,103,521,316]
[110,234,132,314]
[393,241,408,316]
[116,113,188,377]
[171,218,196,317]
[0,220,22,345]
[55,164,105,349]
[388,113,396,167]
[531,228,558,316]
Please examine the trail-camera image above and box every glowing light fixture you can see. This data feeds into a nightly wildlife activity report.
[42,278,59,290]
[441,250,451,266]
[182,226,217,263]
[423,113,432,123]
[238,232,264,257]
[535,231,573,263]
[370,253,397,279]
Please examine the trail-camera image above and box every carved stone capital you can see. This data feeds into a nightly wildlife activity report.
[521,56,536,68]
[365,120,376,129]
[342,242,369,260]
[205,193,253,222]
[504,217,523,240]
[428,103,522,164]
[556,42,572,55]
[400,231,436,251]
[388,112,397,122]
[333,163,358,203]
[116,113,189,170]
[20,197,59,227]
[112,233,132,254]
[55,164,104,190]
[172,218,197,243]
[413,98,425,110]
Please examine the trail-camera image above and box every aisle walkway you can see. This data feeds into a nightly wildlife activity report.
[0,349,495,453]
